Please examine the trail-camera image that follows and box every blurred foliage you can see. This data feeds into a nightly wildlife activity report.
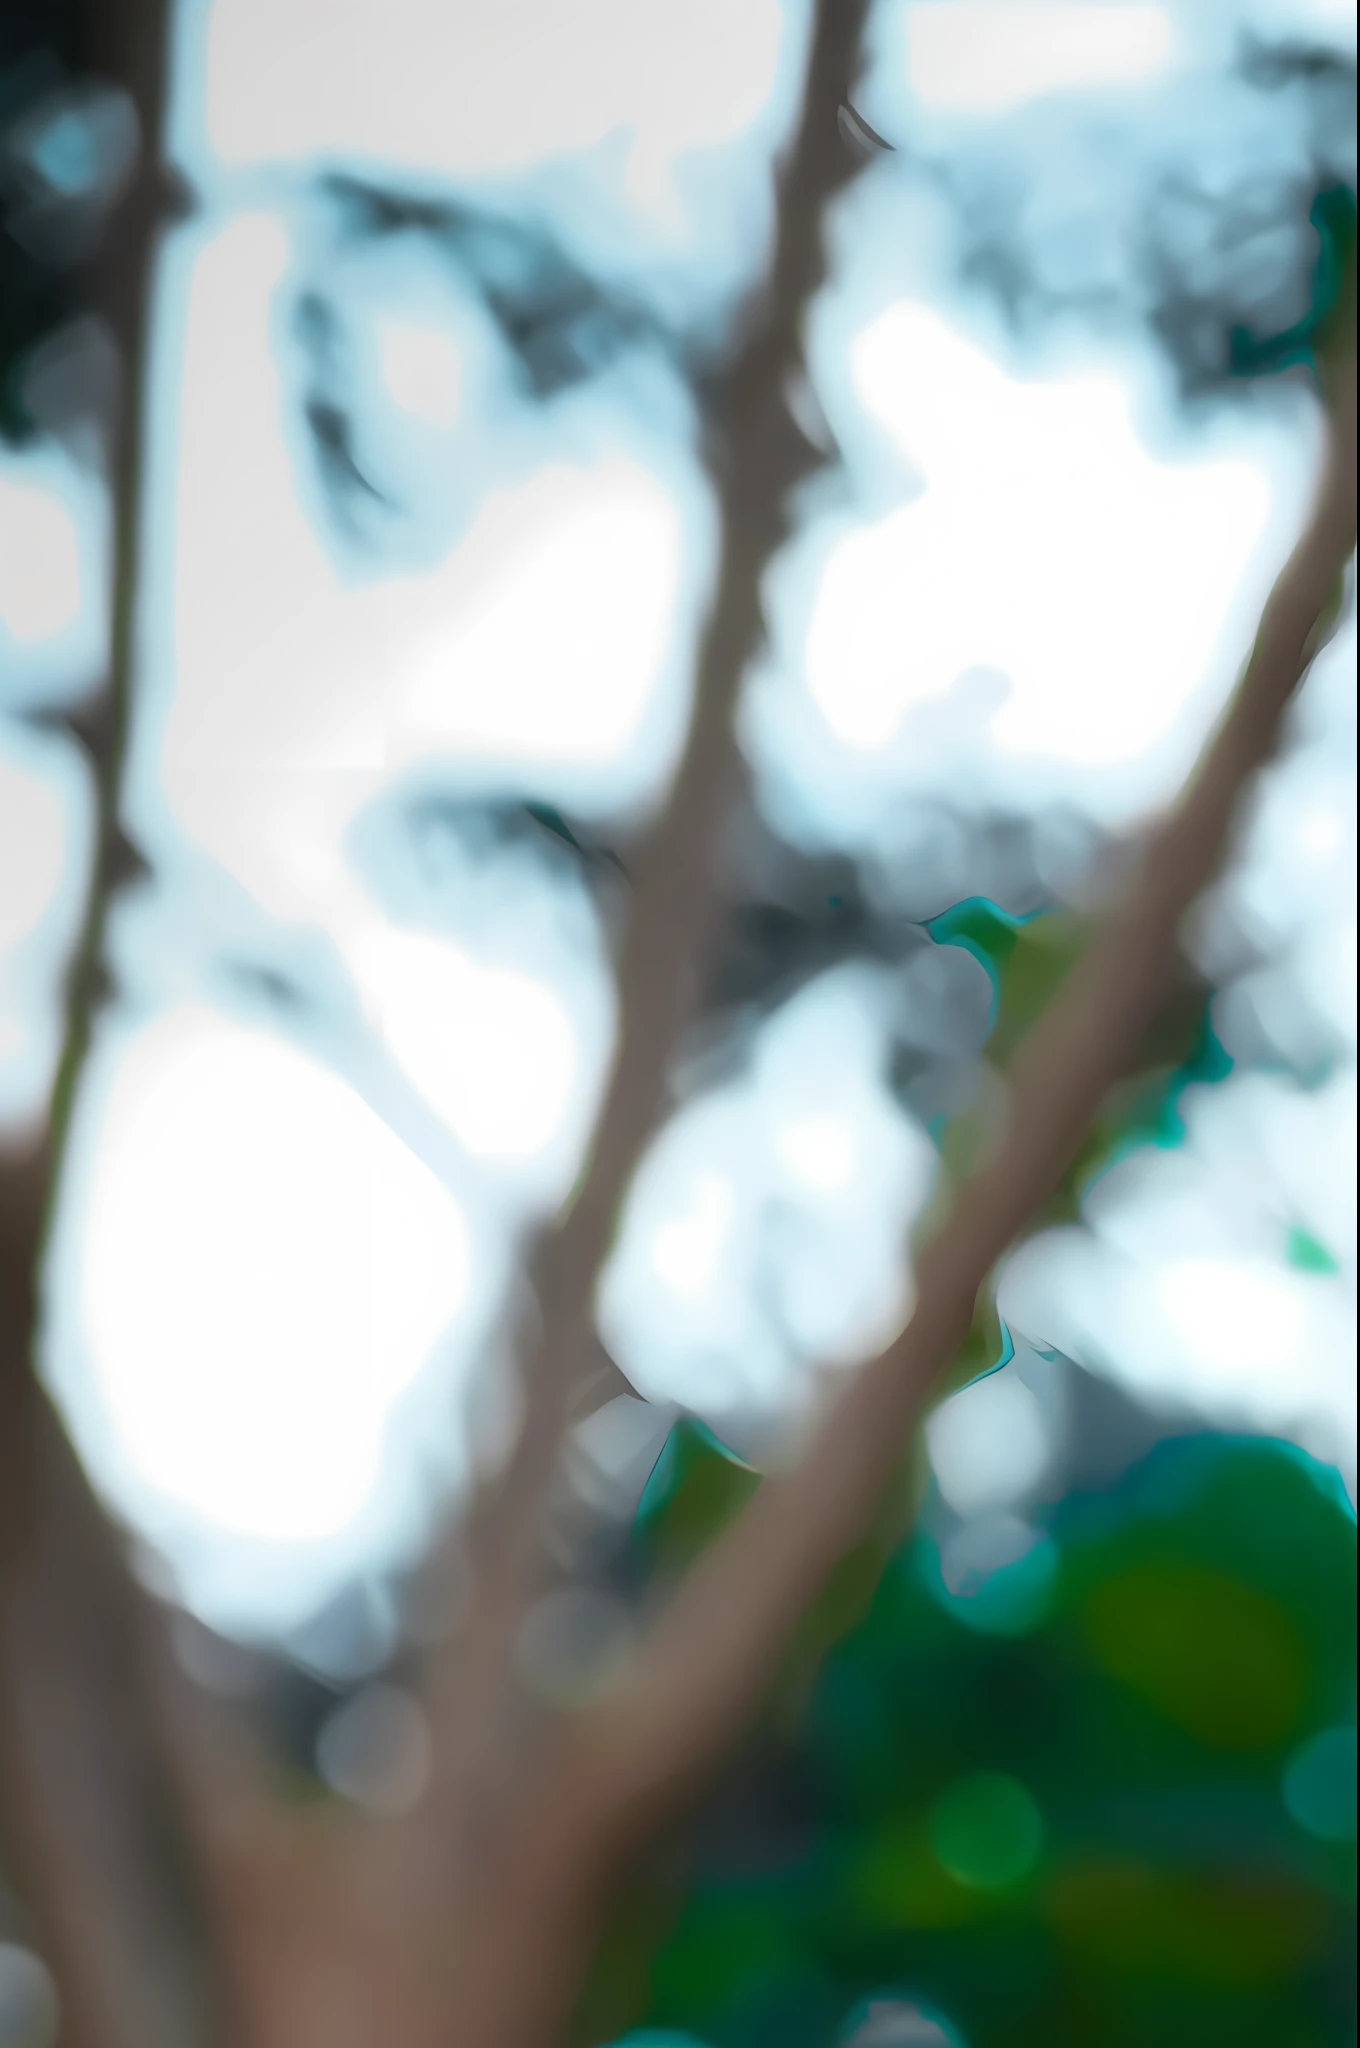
[634,1421,920,1739]
[908,896,1234,1415]
[0,2,91,442]
[930,894,1234,1245]
[635,1421,761,1586]
[1229,183,1357,380]
[582,1429,1357,2048]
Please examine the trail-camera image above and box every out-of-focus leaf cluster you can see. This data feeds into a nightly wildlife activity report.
[0,2,136,443]
[584,1430,1356,2048]
[928,896,1233,1238]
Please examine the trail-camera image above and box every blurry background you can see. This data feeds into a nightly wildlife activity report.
[0,2,1355,2044]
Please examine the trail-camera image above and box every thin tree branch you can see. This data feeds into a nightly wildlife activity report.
[417,0,873,1869]
[443,279,1358,2048]
[0,4,266,2036]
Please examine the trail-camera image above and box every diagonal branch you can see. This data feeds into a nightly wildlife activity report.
[444,269,1357,2048]
[417,0,874,1865]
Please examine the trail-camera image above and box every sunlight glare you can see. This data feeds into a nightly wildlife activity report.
[80,1009,471,1541]
[350,927,578,1161]
[650,1173,736,1303]
[816,302,1270,766]
[777,1112,859,1192]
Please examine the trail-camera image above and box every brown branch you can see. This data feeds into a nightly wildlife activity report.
[416,0,874,1872]
[0,1266,234,2048]
[0,4,272,2036]
[442,282,1358,2048]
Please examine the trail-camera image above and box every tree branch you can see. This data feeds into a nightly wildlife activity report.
[0,4,268,2036]
[444,272,1357,2048]
[417,0,874,1871]
[0,1361,246,2048]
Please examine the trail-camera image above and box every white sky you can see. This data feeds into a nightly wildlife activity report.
[169,0,812,333]
[128,204,716,935]
[0,438,108,706]
[190,0,793,182]
[598,965,938,1430]
[903,3,1180,115]
[744,299,1297,847]
[3,0,1354,1637]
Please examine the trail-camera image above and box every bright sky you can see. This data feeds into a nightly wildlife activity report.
[191,0,793,181]
[745,300,1283,836]
[902,3,1179,115]
[131,205,713,936]
[42,1004,498,1631]
[170,0,812,331]
[3,0,1354,1639]
[598,965,938,1430]
[0,437,107,703]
